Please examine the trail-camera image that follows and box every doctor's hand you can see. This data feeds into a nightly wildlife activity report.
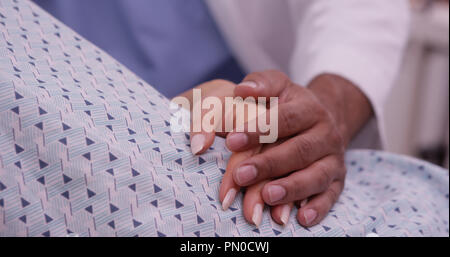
[223,71,373,227]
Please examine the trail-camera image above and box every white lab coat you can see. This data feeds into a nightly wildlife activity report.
[205,0,410,149]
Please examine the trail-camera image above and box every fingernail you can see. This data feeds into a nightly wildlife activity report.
[252,203,263,227]
[238,81,258,88]
[300,198,308,208]
[226,133,248,150]
[222,188,237,211]
[190,134,205,155]
[235,165,257,185]
[267,185,286,203]
[280,204,290,226]
[304,209,317,225]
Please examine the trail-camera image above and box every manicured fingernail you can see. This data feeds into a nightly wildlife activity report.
[238,81,258,88]
[300,198,308,208]
[226,133,248,150]
[304,209,317,225]
[267,185,286,203]
[222,188,237,211]
[252,203,263,227]
[235,165,257,185]
[190,134,205,155]
[280,204,290,225]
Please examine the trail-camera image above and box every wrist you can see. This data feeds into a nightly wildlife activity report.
[307,74,373,147]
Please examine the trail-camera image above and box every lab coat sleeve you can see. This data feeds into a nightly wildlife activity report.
[288,0,410,147]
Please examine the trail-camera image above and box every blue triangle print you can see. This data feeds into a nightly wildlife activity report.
[108,220,115,229]
[14,161,21,169]
[42,231,50,237]
[151,200,158,207]
[15,144,24,154]
[19,215,27,223]
[82,152,91,160]
[39,159,48,169]
[15,91,24,99]
[38,107,47,115]
[128,184,136,192]
[0,181,6,191]
[133,219,142,228]
[62,123,71,131]
[44,214,53,223]
[87,189,96,198]
[131,168,140,177]
[37,176,45,185]
[63,174,72,184]
[197,215,204,224]
[86,137,95,145]
[61,191,69,199]
[109,153,117,161]
[11,106,19,114]
[21,198,30,208]
[106,168,114,175]
[154,184,162,193]
[85,205,93,214]
[110,204,119,213]
[35,122,43,130]
[59,137,67,145]
[175,200,184,209]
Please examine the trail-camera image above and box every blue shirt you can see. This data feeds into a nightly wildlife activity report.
[34,0,244,98]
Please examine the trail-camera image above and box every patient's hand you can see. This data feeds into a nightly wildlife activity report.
[178,79,296,226]
[220,143,296,226]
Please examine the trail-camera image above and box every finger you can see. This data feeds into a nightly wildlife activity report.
[226,98,322,152]
[242,180,269,227]
[296,180,345,227]
[261,155,346,205]
[233,123,341,186]
[219,145,262,210]
[234,70,293,100]
[186,80,236,155]
[270,202,294,226]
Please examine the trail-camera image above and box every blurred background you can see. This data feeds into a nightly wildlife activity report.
[385,0,449,168]
[33,0,449,168]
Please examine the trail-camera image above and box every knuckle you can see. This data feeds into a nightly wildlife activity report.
[329,130,345,152]
[280,106,298,134]
[257,154,277,178]
[326,187,340,204]
[294,136,315,163]
[316,162,333,190]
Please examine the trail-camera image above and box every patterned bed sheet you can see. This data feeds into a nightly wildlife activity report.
[0,0,448,237]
